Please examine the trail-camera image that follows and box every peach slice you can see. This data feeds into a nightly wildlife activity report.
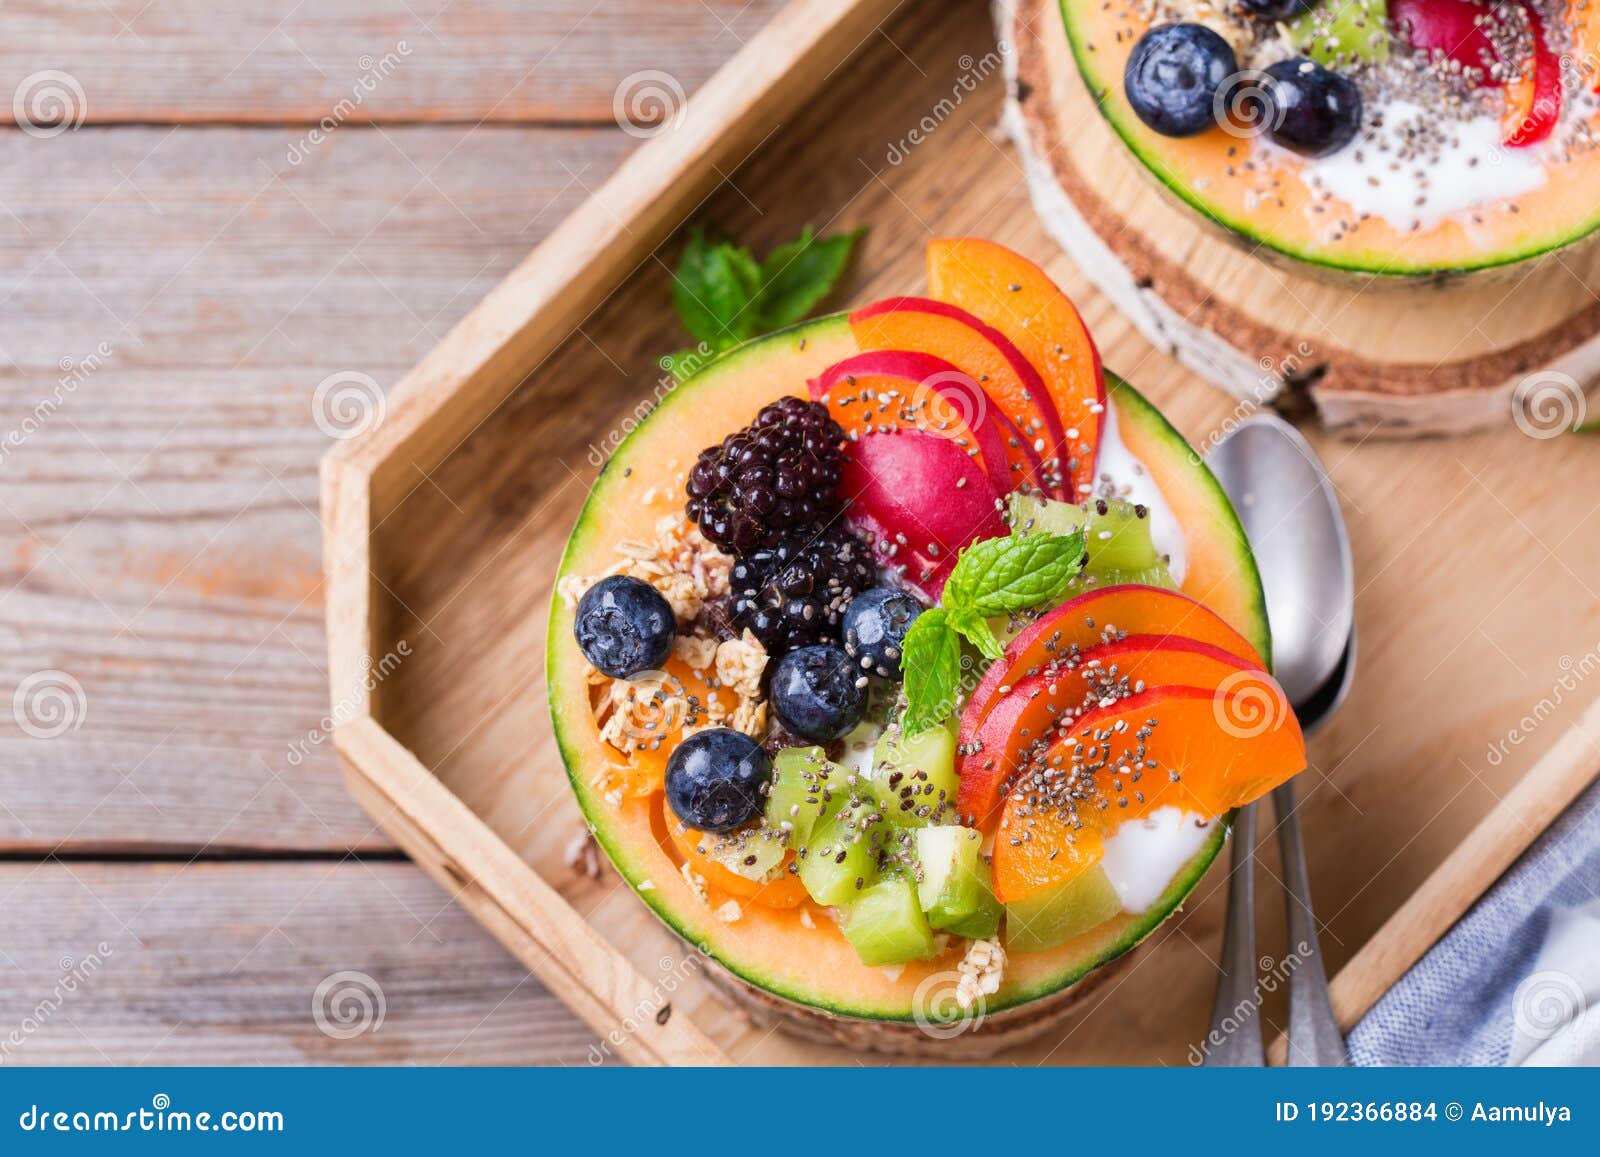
[850,296,1068,498]
[926,238,1105,497]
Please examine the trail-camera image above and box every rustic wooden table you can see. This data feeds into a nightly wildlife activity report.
[0,0,784,1065]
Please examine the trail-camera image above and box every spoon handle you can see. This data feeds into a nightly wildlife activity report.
[1273,779,1348,1066]
[1203,803,1265,1065]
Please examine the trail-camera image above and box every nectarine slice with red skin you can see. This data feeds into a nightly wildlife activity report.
[808,351,1044,495]
[850,297,1069,499]
[926,238,1105,497]
[840,428,1007,600]
[956,635,1263,826]
[965,586,1265,739]
[991,683,1305,903]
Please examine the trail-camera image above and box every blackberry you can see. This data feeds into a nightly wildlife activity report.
[730,525,877,655]
[685,396,846,554]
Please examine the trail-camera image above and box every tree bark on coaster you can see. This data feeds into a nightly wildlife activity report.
[998,0,1600,438]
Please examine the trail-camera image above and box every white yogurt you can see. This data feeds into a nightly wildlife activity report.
[1288,99,1547,233]
[1094,398,1189,584]
[1099,807,1215,914]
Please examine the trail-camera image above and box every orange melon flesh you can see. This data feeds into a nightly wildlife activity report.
[926,237,1105,496]
[992,683,1306,903]
[550,316,1257,1019]
[1062,0,1600,273]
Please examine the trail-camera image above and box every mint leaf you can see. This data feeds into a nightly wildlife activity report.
[670,224,865,358]
[942,531,1086,616]
[949,609,1003,662]
[672,228,759,350]
[753,226,865,331]
[900,608,963,736]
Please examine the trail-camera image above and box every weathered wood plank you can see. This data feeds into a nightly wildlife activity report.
[0,861,603,1065]
[1,0,784,125]
[0,126,633,851]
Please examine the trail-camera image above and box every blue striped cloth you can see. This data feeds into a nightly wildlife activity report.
[1348,780,1600,1066]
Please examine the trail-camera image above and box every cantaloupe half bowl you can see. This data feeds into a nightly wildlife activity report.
[1059,0,1600,277]
[548,312,1271,1055]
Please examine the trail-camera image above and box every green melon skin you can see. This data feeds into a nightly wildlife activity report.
[1057,0,1600,276]
[549,315,1261,1021]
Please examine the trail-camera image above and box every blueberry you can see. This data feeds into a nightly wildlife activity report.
[769,644,867,742]
[1262,57,1362,157]
[842,588,922,681]
[1238,0,1318,18]
[664,728,770,834]
[1124,22,1237,138]
[574,575,675,678]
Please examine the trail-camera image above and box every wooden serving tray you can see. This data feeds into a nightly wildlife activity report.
[322,0,1600,1065]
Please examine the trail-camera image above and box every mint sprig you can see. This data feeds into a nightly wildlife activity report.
[666,225,866,376]
[900,530,1085,735]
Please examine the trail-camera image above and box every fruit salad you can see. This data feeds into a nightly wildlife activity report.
[1062,0,1600,273]
[551,238,1306,1021]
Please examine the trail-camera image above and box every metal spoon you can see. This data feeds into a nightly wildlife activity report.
[1202,413,1355,1067]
